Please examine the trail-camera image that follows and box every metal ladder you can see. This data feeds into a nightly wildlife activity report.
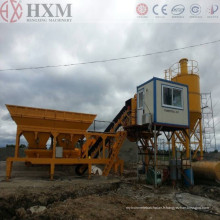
[102,131,126,176]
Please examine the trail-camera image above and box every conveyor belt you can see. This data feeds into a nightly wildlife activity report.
[75,105,128,175]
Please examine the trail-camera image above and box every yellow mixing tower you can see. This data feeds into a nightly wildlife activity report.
[169,58,203,159]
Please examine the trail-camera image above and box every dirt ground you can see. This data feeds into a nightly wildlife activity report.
[0,161,220,220]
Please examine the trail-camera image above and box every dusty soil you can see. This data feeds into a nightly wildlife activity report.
[0,161,220,220]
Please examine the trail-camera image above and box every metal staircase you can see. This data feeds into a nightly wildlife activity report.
[102,131,127,176]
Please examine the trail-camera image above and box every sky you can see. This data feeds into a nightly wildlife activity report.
[0,1,220,151]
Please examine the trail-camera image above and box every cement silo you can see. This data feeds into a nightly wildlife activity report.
[169,58,203,159]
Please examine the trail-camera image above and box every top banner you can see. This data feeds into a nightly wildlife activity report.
[0,0,220,23]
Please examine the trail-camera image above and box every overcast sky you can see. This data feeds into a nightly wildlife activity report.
[0,2,220,150]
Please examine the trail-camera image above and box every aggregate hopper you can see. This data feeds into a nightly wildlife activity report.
[6,104,96,153]
[6,104,96,131]
[5,104,97,179]
[5,104,127,180]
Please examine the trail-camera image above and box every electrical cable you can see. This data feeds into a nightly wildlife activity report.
[0,39,220,72]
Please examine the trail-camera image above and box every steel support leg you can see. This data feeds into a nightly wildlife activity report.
[50,163,55,180]
[88,163,92,179]
[6,159,13,181]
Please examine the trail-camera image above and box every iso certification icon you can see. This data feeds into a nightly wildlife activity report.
[190,4,201,15]
[136,3,148,15]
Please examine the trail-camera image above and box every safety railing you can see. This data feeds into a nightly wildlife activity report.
[165,60,199,81]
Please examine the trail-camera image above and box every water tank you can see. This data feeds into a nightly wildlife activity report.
[192,161,220,181]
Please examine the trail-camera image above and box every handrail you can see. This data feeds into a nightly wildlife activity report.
[165,60,199,80]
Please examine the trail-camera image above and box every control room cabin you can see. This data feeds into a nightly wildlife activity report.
[137,77,189,129]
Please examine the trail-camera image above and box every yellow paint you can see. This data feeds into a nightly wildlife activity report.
[172,60,201,117]
[131,95,137,125]
[179,58,188,75]
[5,104,126,180]
[192,161,220,181]
[6,104,96,131]
[171,59,203,159]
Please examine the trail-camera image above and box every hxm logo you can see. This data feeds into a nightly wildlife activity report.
[27,4,72,17]
[0,0,22,23]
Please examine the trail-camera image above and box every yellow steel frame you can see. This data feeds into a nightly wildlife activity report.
[6,97,135,180]
[172,118,203,159]
[6,124,126,180]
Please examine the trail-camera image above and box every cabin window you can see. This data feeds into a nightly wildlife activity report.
[162,85,183,109]
[138,91,144,108]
